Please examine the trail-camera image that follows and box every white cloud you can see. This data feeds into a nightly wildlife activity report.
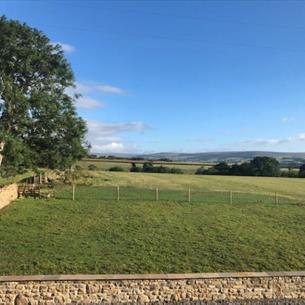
[65,81,126,110]
[91,142,126,154]
[86,120,149,154]
[281,117,294,123]
[234,133,305,148]
[51,42,76,53]
[74,82,126,95]
[75,97,105,109]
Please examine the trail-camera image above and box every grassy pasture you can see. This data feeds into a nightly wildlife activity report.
[1,184,305,275]
[1,170,305,275]
[73,170,305,201]
[78,158,212,174]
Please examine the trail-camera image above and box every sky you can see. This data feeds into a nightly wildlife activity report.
[2,0,305,154]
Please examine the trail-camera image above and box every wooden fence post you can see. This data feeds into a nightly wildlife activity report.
[275,192,279,206]
[156,187,159,201]
[117,186,120,201]
[72,184,75,201]
[188,188,191,203]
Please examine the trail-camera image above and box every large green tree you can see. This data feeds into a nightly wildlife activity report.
[0,16,88,173]
[249,156,280,177]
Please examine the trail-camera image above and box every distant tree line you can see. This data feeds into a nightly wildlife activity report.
[130,162,183,174]
[88,154,174,163]
[196,157,281,177]
[196,157,305,178]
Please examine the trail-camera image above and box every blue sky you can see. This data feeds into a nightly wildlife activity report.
[2,0,305,154]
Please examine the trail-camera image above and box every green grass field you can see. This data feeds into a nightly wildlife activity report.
[78,158,211,174]
[72,170,305,201]
[1,170,305,275]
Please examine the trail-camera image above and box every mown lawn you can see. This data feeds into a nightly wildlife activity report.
[0,185,305,275]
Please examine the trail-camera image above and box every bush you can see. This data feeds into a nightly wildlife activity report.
[153,166,171,173]
[281,170,299,178]
[195,167,217,175]
[170,167,184,174]
[299,164,305,178]
[109,166,124,172]
[142,162,154,173]
[0,165,24,178]
[88,164,98,171]
[196,157,281,177]
[130,163,142,172]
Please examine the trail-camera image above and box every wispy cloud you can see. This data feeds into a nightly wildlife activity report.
[86,120,150,153]
[281,117,294,124]
[75,97,105,110]
[51,42,76,53]
[234,133,305,147]
[66,81,126,109]
[74,82,126,95]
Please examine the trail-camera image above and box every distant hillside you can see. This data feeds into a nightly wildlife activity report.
[140,151,305,167]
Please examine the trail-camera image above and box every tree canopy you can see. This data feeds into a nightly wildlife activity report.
[196,157,281,177]
[0,16,88,174]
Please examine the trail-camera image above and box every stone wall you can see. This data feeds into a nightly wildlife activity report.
[1,272,305,305]
[0,183,18,211]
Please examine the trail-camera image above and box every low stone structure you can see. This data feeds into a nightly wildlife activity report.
[0,272,305,305]
[0,183,18,211]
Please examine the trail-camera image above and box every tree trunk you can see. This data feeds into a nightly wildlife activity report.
[0,142,4,167]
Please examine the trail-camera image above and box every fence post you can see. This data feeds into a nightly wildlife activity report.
[156,187,159,201]
[230,190,233,205]
[188,188,191,203]
[275,192,279,206]
[117,186,120,201]
[72,184,75,201]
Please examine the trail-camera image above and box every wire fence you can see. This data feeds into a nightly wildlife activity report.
[54,185,299,205]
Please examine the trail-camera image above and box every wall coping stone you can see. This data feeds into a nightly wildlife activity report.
[1,271,305,282]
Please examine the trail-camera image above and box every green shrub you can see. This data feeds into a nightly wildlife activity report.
[75,165,82,171]
[109,166,124,172]
[170,168,184,174]
[195,167,207,175]
[130,163,142,172]
[88,164,98,171]
[281,170,299,178]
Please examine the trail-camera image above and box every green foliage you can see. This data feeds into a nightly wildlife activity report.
[0,16,88,174]
[109,166,124,172]
[142,162,154,172]
[88,164,98,171]
[299,164,305,178]
[170,167,184,174]
[214,162,231,175]
[196,157,281,177]
[130,162,142,172]
[281,169,299,178]
[195,167,206,175]
[249,157,280,177]
[141,162,184,174]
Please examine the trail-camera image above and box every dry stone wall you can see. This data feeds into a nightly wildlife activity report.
[0,183,18,210]
[1,272,305,305]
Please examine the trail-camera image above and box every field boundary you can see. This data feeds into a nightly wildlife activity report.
[63,184,300,205]
[1,271,305,282]
[0,183,18,211]
[3,272,305,304]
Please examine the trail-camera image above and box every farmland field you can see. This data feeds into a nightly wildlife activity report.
[78,158,212,174]
[1,170,305,275]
